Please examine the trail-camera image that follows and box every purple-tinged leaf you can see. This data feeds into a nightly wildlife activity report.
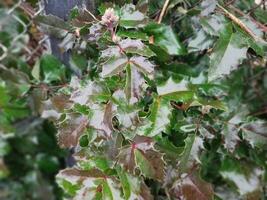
[58,114,89,148]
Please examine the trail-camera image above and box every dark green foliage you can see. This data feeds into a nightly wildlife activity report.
[1,0,267,199]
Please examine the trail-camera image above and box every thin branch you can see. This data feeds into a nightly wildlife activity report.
[157,0,170,24]
[217,4,266,43]
[228,5,267,34]
[84,8,99,22]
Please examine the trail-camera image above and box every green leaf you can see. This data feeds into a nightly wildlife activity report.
[220,158,264,196]
[200,0,217,16]
[125,64,145,104]
[157,78,194,102]
[144,23,186,55]
[179,134,204,172]
[117,30,149,41]
[242,120,267,149]
[120,4,148,29]
[101,56,128,77]
[155,136,184,159]
[57,168,123,200]
[40,54,66,83]
[70,80,111,105]
[200,15,227,37]
[31,60,40,81]
[208,24,248,81]
[117,167,145,200]
[188,29,214,52]
[118,136,165,181]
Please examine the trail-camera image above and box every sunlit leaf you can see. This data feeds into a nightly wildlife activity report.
[144,23,186,55]
[120,4,148,28]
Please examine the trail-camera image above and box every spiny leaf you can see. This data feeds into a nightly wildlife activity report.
[118,135,165,181]
[179,134,204,172]
[57,168,123,200]
[101,55,128,77]
[70,80,110,105]
[58,114,89,148]
[242,120,267,148]
[171,171,214,200]
[101,38,154,58]
[89,102,115,138]
[120,4,148,29]
[125,64,145,104]
[101,55,154,105]
[41,95,71,120]
[117,167,152,200]
[221,111,246,152]
[137,96,172,137]
[144,23,186,55]
[220,158,264,196]
[188,29,214,52]
[130,56,154,75]
[200,0,217,16]
[208,23,263,81]
[112,90,140,134]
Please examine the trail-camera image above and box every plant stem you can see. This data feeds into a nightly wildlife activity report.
[157,0,170,24]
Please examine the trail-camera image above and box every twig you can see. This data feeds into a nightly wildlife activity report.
[84,8,99,22]
[217,4,259,40]
[157,0,170,24]
[224,0,236,7]
[228,5,267,34]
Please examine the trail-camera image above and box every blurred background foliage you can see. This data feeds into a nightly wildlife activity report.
[0,0,267,199]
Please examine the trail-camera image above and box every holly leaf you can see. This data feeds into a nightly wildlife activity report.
[178,134,204,172]
[101,55,129,77]
[119,38,155,57]
[117,167,153,200]
[56,168,123,200]
[138,78,194,137]
[118,135,165,181]
[112,90,140,134]
[58,114,89,148]
[144,23,186,55]
[221,112,246,152]
[40,54,66,83]
[41,94,71,120]
[120,4,148,29]
[220,158,264,196]
[208,23,264,81]
[200,0,217,16]
[88,102,115,138]
[188,29,214,52]
[101,39,155,59]
[137,96,172,137]
[125,64,145,104]
[242,120,267,149]
[171,171,214,200]
[70,80,111,106]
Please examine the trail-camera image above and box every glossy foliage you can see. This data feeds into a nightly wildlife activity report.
[1,0,267,200]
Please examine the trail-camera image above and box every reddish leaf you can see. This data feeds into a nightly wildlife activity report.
[58,114,89,148]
